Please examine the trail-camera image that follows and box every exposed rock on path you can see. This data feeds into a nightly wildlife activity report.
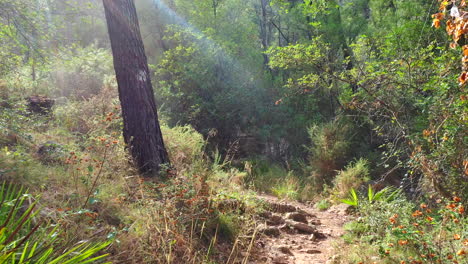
[251,195,350,264]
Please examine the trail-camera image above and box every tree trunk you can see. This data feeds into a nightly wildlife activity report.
[259,0,270,67]
[102,0,170,176]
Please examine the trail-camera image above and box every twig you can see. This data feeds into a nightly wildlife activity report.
[82,146,110,208]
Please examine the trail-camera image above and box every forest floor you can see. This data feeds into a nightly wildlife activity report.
[250,195,350,264]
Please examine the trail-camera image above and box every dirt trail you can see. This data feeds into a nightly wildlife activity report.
[250,195,350,264]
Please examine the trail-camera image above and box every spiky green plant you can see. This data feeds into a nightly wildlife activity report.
[340,188,359,207]
[0,182,111,263]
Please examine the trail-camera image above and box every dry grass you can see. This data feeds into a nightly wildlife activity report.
[0,88,262,263]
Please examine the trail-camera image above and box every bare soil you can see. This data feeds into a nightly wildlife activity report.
[249,195,350,264]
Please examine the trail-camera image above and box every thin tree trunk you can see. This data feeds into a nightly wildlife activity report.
[102,0,170,176]
[259,0,269,67]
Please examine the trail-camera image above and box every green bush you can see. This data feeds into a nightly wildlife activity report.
[216,213,241,242]
[161,125,205,173]
[339,188,467,263]
[307,120,352,186]
[333,158,370,199]
[379,197,467,263]
[247,160,288,194]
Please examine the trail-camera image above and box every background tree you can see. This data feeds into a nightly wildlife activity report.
[102,0,169,175]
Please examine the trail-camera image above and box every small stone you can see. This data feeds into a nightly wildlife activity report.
[270,202,297,213]
[277,246,293,256]
[278,223,293,233]
[290,222,316,234]
[297,209,314,217]
[267,215,285,226]
[271,256,289,264]
[285,212,308,223]
[260,226,280,237]
[259,211,272,218]
[306,249,321,254]
[314,231,327,239]
[309,219,321,225]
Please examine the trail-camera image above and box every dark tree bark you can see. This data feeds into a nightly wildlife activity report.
[102,0,170,176]
[259,0,270,67]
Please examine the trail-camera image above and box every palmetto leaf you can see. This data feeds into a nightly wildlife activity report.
[0,182,111,263]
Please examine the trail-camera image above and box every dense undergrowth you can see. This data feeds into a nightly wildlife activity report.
[0,84,267,263]
[1,0,467,263]
[335,187,467,263]
[3,75,465,263]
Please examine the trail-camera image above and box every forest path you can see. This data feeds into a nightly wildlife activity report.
[250,195,350,264]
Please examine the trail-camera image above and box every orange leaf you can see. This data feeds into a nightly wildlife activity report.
[463,46,468,56]
[433,18,441,28]
[458,72,468,85]
[446,20,455,34]
[432,12,445,20]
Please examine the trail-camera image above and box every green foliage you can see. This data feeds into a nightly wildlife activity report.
[378,198,467,263]
[307,120,352,185]
[215,213,241,242]
[154,25,271,149]
[340,188,359,208]
[271,174,300,200]
[333,158,370,199]
[340,185,401,208]
[341,194,467,263]
[267,41,327,71]
[1,0,467,262]
[0,182,111,264]
[0,0,48,77]
[246,161,289,195]
[161,124,205,172]
[367,185,399,204]
[315,199,331,211]
[348,32,467,199]
[49,45,114,98]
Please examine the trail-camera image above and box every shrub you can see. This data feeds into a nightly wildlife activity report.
[338,189,467,263]
[246,160,288,193]
[307,119,352,186]
[54,83,120,135]
[333,158,370,199]
[161,125,205,173]
[216,213,242,242]
[271,173,300,200]
[379,197,467,263]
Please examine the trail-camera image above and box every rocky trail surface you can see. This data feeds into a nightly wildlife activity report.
[250,195,350,264]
